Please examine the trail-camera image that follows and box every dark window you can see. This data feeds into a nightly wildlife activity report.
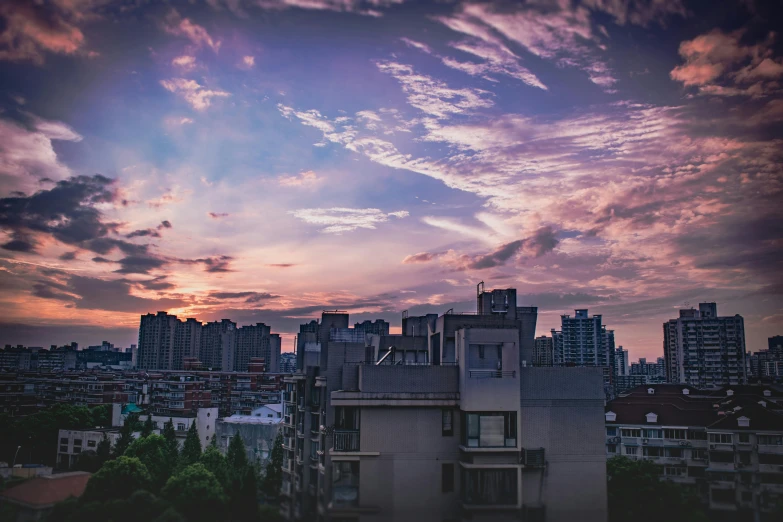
[73,439,82,446]
[87,440,97,448]
[442,463,454,493]
[710,489,734,504]
[60,438,68,444]
[442,410,453,436]
[464,412,516,448]
[462,469,517,505]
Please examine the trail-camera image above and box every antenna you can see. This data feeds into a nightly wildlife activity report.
[477,281,484,298]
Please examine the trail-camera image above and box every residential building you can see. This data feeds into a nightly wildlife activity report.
[148,374,212,417]
[216,402,284,465]
[200,319,237,371]
[663,303,746,387]
[630,357,666,379]
[605,384,783,518]
[353,320,390,336]
[236,323,281,372]
[137,312,179,370]
[533,335,553,366]
[280,286,607,522]
[748,336,783,382]
[551,309,616,397]
[615,346,628,377]
[280,352,297,374]
[57,428,121,469]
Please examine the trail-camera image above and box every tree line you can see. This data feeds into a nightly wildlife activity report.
[46,412,283,522]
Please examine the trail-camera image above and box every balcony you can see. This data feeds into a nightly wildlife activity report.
[468,370,516,379]
[333,430,360,452]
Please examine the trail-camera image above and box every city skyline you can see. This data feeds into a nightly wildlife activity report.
[1,0,782,359]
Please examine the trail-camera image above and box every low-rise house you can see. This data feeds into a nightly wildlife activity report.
[0,471,91,522]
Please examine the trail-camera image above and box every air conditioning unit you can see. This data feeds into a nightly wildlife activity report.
[678,440,691,447]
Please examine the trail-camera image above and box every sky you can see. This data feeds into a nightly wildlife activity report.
[0,0,781,361]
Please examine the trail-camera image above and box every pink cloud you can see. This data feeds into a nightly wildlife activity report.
[163,10,220,52]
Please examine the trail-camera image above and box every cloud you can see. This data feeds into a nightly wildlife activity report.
[290,207,409,233]
[0,116,83,195]
[402,251,446,264]
[239,55,255,69]
[278,170,323,187]
[208,290,280,303]
[172,55,197,71]
[160,78,231,110]
[125,221,173,239]
[208,212,230,219]
[670,29,783,96]
[33,274,188,313]
[210,0,403,17]
[163,10,220,52]
[376,61,493,118]
[58,251,77,261]
[435,1,618,91]
[0,0,97,64]
[197,255,234,273]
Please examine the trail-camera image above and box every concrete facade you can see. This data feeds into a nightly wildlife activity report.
[280,287,608,522]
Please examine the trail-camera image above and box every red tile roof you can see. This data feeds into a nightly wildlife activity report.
[0,472,91,508]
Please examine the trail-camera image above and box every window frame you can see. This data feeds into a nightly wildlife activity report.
[442,463,454,493]
[442,409,454,437]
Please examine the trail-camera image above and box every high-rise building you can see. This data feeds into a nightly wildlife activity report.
[551,309,616,396]
[280,286,606,522]
[137,312,178,370]
[615,346,628,376]
[353,319,390,336]
[533,335,554,366]
[747,335,783,380]
[200,319,237,371]
[663,303,746,387]
[236,323,281,372]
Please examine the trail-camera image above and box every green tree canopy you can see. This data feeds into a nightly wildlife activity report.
[180,422,202,467]
[227,434,248,472]
[162,463,227,521]
[162,418,179,462]
[82,456,152,503]
[141,416,155,438]
[96,432,112,464]
[262,433,283,500]
[607,456,708,522]
[199,445,230,490]
[125,435,176,489]
[113,412,140,457]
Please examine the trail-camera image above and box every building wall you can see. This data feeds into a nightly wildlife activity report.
[216,420,281,466]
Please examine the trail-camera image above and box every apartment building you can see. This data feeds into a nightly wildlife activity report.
[663,303,746,387]
[748,336,783,382]
[605,384,783,519]
[551,309,616,397]
[147,374,212,417]
[615,346,628,377]
[533,335,553,367]
[280,286,607,522]
[236,323,281,372]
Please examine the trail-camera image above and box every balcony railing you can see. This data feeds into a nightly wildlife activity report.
[333,430,360,452]
[468,370,516,379]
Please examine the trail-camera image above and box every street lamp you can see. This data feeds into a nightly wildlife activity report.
[12,445,21,467]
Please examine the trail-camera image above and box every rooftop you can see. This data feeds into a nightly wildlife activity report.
[0,472,91,508]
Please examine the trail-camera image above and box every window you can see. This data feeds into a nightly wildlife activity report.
[333,461,359,508]
[691,449,707,460]
[73,439,82,446]
[738,433,750,443]
[442,410,453,437]
[462,469,517,505]
[60,437,68,444]
[442,463,454,493]
[663,429,686,440]
[711,489,735,504]
[625,447,637,456]
[665,448,683,458]
[607,444,617,454]
[73,447,81,454]
[643,447,663,457]
[642,429,662,439]
[87,440,97,448]
[606,427,617,437]
[688,430,707,441]
[177,423,186,431]
[709,451,734,463]
[60,445,68,453]
[709,433,733,444]
[464,412,516,448]
[758,434,783,445]
[621,428,641,438]
[758,453,783,465]
[664,466,686,476]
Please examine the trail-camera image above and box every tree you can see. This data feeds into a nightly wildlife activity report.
[90,405,111,428]
[235,463,259,522]
[227,433,248,472]
[82,456,152,502]
[162,418,179,462]
[262,433,283,500]
[74,450,101,473]
[96,432,112,464]
[114,412,140,457]
[607,456,708,522]
[141,416,155,438]
[199,445,230,490]
[180,422,201,467]
[124,435,176,489]
[162,463,227,521]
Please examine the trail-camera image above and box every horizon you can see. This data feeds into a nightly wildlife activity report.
[1,0,782,361]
